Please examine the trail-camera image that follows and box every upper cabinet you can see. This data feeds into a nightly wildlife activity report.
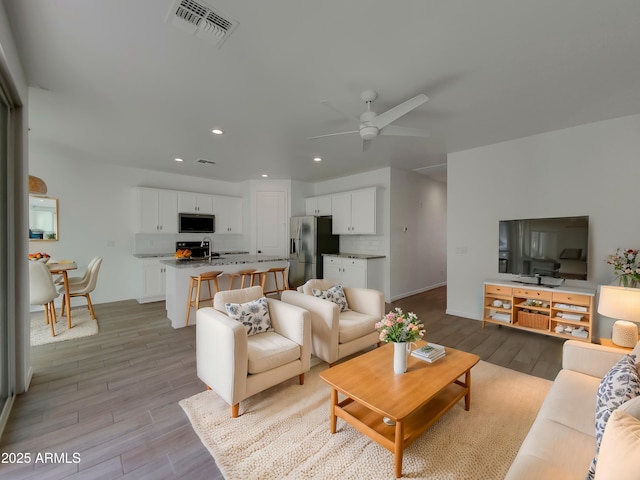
[178,192,214,214]
[331,187,377,235]
[137,188,178,233]
[305,195,332,216]
[213,195,243,234]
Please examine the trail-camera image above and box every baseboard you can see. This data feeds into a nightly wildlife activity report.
[0,394,16,440]
[445,308,482,321]
[390,282,447,302]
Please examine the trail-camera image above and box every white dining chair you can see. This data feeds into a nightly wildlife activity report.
[55,256,100,287]
[59,257,102,320]
[29,261,60,337]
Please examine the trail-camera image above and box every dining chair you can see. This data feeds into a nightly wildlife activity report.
[29,261,60,337]
[59,257,102,320]
[56,256,100,287]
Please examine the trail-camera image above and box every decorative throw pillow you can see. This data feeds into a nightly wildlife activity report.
[593,409,640,480]
[225,297,273,336]
[586,354,640,479]
[312,284,349,312]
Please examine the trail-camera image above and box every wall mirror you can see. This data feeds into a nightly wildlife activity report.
[29,196,58,241]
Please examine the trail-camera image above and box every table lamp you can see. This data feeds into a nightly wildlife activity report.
[598,285,640,348]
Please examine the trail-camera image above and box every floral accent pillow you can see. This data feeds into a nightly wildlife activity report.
[224,297,273,336]
[586,354,640,479]
[312,284,349,312]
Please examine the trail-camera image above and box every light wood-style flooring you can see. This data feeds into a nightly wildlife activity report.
[0,286,563,479]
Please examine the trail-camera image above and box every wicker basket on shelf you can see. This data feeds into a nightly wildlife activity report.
[517,311,549,330]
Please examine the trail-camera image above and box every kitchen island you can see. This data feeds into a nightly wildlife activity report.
[162,254,289,328]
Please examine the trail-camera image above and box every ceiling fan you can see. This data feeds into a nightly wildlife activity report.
[309,90,430,151]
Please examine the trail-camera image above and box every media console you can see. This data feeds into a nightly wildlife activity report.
[482,281,595,342]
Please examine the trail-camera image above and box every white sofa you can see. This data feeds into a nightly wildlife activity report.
[281,279,384,366]
[505,340,632,479]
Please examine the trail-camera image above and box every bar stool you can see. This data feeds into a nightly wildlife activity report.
[226,269,257,290]
[185,271,223,326]
[261,267,289,296]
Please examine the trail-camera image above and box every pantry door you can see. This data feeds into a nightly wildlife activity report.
[255,191,287,256]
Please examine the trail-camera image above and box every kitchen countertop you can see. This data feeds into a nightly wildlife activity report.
[321,253,386,259]
[134,250,249,259]
[161,254,288,268]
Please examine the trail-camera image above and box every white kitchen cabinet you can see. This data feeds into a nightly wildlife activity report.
[323,255,384,291]
[137,188,178,233]
[331,187,377,234]
[138,257,172,303]
[178,192,214,214]
[305,195,332,216]
[213,195,243,233]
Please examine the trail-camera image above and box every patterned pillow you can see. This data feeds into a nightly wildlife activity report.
[312,284,349,312]
[224,297,273,336]
[586,354,640,479]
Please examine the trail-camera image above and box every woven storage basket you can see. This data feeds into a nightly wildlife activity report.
[517,311,549,330]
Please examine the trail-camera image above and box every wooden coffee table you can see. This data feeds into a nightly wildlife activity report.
[320,341,480,478]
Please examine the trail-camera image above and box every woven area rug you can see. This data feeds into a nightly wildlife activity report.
[180,359,552,480]
[30,309,99,346]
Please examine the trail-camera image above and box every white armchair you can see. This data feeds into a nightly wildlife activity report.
[196,286,311,418]
[281,279,384,366]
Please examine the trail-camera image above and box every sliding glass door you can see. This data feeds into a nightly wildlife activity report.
[0,84,9,416]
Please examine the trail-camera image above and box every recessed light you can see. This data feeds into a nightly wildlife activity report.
[175,158,183,162]
[313,157,322,162]
[261,174,268,178]
[211,129,223,135]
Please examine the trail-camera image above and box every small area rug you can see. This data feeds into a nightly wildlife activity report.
[180,359,552,479]
[30,309,99,346]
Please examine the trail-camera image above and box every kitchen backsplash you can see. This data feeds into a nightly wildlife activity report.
[134,233,244,255]
[339,235,385,255]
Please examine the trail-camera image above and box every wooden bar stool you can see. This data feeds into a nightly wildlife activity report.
[226,269,257,290]
[261,267,289,296]
[185,271,223,326]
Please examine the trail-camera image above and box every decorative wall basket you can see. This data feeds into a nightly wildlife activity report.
[28,175,48,195]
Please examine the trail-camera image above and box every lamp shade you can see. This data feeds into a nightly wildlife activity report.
[598,285,640,322]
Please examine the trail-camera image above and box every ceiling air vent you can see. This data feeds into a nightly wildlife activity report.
[166,0,238,48]
[196,159,216,165]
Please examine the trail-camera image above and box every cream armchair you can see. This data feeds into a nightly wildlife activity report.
[281,279,384,366]
[196,286,311,418]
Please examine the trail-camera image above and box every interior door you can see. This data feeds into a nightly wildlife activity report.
[255,191,287,256]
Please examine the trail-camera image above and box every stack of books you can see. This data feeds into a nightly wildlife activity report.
[411,343,446,363]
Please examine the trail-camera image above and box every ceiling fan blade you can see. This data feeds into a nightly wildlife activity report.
[370,94,429,129]
[307,130,359,140]
[362,139,372,152]
[379,125,431,138]
[320,100,358,121]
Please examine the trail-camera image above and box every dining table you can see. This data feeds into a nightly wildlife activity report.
[47,260,77,328]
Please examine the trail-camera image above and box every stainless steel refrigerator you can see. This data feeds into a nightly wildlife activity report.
[289,216,339,288]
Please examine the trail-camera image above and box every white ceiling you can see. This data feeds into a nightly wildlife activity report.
[5,0,640,183]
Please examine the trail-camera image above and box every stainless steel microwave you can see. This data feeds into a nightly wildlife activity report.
[178,213,215,233]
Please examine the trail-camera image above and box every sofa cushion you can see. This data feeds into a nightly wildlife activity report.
[313,284,349,312]
[535,369,601,437]
[593,409,640,480]
[225,297,273,336]
[247,331,300,374]
[338,309,378,344]
[505,417,596,480]
[587,354,640,479]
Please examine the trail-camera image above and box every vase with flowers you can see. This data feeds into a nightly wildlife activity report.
[375,308,425,374]
[607,248,640,288]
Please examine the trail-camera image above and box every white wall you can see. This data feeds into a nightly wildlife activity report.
[28,151,250,307]
[447,114,640,339]
[390,168,447,300]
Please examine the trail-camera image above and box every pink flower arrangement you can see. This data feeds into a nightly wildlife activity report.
[607,248,640,287]
[375,307,425,343]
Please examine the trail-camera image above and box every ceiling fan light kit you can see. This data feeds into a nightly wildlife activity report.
[309,90,430,147]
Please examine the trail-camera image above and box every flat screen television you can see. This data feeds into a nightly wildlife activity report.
[498,216,589,280]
